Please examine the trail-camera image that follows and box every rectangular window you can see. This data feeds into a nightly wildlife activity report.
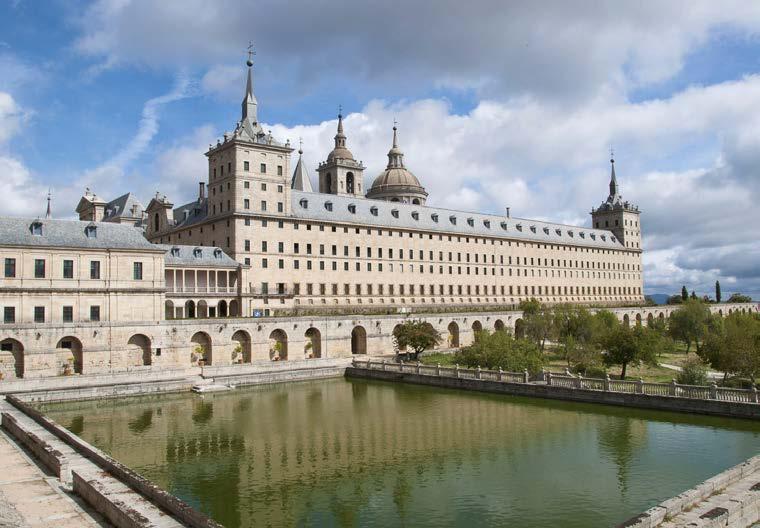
[277,202,284,213]
[277,165,283,176]
[63,259,74,279]
[3,307,15,324]
[244,181,250,189]
[34,306,45,323]
[90,261,100,279]
[244,240,251,251]
[277,184,283,192]
[133,262,143,280]
[4,258,15,278]
[244,161,250,171]
[90,306,100,321]
[244,199,250,209]
[34,259,45,278]
[62,306,73,323]
[260,163,267,173]
[261,201,267,211]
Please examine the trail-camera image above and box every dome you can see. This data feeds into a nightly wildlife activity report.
[369,167,423,190]
[365,125,427,204]
[327,146,354,162]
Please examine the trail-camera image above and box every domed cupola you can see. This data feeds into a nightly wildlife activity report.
[366,125,428,205]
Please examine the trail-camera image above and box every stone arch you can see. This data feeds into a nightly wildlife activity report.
[304,327,322,359]
[494,319,506,332]
[218,300,228,317]
[635,313,642,326]
[351,326,367,355]
[231,330,251,363]
[471,320,483,342]
[658,312,665,320]
[190,332,212,365]
[346,172,355,194]
[165,300,174,319]
[447,322,460,348]
[514,318,526,339]
[127,334,152,366]
[269,329,288,361]
[647,313,654,327]
[229,300,239,317]
[0,338,24,379]
[185,300,196,318]
[412,198,420,205]
[57,336,83,374]
[623,314,630,327]
[718,309,723,317]
[197,300,208,318]
[392,324,407,352]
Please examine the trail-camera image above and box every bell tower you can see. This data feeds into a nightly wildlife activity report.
[317,112,365,196]
[591,155,642,250]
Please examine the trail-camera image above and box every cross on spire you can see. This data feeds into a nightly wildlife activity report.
[246,41,256,66]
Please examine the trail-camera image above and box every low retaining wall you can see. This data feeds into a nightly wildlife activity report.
[346,367,760,420]
[617,455,760,527]
[6,395,222,528]
[1,412,68,479]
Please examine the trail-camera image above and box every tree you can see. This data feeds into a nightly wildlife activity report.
[690,290,697,300]
[602,325,663,379]
[715,281,721,304]
[456,330,544,374]
[518,298,553,351]
[681,285,688,301]
[727,293,752,303]
[552,304,596,366]
[668,300,710,354]
[393,320,441,361]
[644,295,657,307]
[676,357,709,386]
[701,313,760,384]
[667,295,683,305]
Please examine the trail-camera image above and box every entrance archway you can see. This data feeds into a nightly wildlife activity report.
[494,319,505,332]
[190,332,212,365]
[185,300,196,318]
[57,336,83,374]
[231,330,251,364]
[635,313,642,326]
[392,324,407,352]
[514,318,526,339]
[165,300,175,319]
[229,300,239,317]
[197,300,208,318]
[351,326,367,355]
[304,328,321,359]
[218,300,228,317]
[127,334,152,366]
[0,338,23,379]
[269,329,288,361]
[647,313,654,327]
[623,314,630,327]
[447,322,460,348]
[471,320,483,342]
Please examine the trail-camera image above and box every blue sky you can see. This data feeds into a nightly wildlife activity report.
[2,0,760,300]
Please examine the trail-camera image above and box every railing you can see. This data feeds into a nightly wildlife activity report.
[166,286,237,294]
[351,360,760,404]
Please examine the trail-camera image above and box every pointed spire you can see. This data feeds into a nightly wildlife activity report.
[241,42,258,124]
[608,150,619,201]
[334,108,346,148]
[386,122,404,169]
[291,139,313,192]
[45,189,52,219]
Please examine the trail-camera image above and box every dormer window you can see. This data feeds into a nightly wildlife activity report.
[555,229,561,236]
[431,213,439,222]
[170,247,180,257]
[391,209,399,218]
[348,204,356,214]
[214,248,223,259]
[299,198,308,209]
[193,247,203,258]
[500,222,508,230]
[516,224,523,231]
[579,232,585,238]
[30,221,43,236]
[483,220,490,228]
[543,227,549,235]
[325,201,333,212]
[85,225,97,238]
[530,225,536,233]
[590,234,596,240]
[370,206,378,216]
[449,215,457,225]
[568,230,574,237]
[411,211,419,220]
[467,217,474,227]
[611,236,617,243]
[600,235,607,241]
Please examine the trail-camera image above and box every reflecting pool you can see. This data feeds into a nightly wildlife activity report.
[39,378,760,528]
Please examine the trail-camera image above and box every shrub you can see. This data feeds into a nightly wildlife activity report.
[455,331,544,374]
[676,357,709,386]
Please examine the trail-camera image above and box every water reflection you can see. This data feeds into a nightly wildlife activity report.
[39,379,760,528]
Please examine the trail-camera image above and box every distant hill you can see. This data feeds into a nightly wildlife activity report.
[648,294,670,305]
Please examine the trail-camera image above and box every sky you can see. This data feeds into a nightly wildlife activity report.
[1,0,759,300]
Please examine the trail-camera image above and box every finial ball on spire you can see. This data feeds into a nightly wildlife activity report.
[247,59,253,67]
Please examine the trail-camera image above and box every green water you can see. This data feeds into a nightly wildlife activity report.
[39,378,759,528]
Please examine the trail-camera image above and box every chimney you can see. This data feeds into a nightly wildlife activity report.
[199,182,205,200]
[506,207,511,218]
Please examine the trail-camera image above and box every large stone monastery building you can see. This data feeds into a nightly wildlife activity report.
[139,59,644,317]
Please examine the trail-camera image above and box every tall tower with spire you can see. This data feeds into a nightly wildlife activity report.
[591,154,642,250]
[317,112,365,196]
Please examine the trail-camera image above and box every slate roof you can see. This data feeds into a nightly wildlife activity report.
[157,244,240,268]
[290,191,626,249]
[171,198,208,229]
[0,217,161,251]
[103,192,145,222]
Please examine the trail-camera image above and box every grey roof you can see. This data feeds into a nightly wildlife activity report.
[171,198,208,229]
[0,217,161,251]
[157,244,239,268]
[103,192,145,221]
[290,191,626,249]
[291,153,314,192]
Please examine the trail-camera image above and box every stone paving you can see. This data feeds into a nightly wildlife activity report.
[0,429,109,527]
